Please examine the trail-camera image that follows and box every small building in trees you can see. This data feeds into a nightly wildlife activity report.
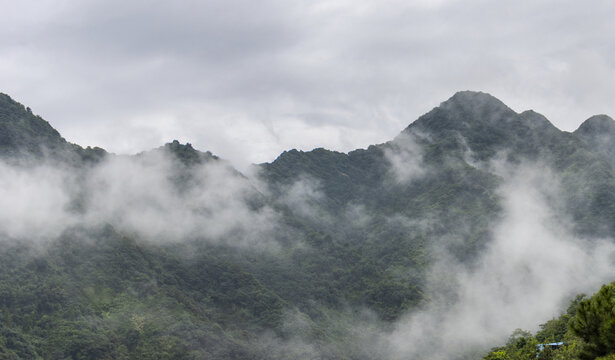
[536,342,564,352]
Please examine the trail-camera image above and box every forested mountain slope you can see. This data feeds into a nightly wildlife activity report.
[1,91,614,359]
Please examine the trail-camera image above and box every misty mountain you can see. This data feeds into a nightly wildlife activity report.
[0,94,106,165]
[1,91,615,359]
[574,114,615,162]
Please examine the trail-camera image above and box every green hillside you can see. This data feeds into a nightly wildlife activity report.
[0,91,614,359]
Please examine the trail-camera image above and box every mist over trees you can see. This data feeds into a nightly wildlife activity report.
[1,91,615,359]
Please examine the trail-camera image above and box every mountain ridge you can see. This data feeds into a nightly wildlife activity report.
[4,90,613,164]
[0,92,106,164]
[1,90,615,359]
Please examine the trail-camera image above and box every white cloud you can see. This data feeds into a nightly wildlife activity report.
[383,162,615,359]
[0,152,279,248]
[0,162,75,239]
[384,132,425,183]
[2,1,615,165]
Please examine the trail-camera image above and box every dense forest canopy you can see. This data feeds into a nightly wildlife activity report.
[1,91,615,359]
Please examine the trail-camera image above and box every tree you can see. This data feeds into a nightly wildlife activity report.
[569,283,615,359]
[484,350,510,360]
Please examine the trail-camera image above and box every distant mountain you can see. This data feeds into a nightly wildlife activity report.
[405,91,574,162]
[1,91,615,359]
[574,114,615,162]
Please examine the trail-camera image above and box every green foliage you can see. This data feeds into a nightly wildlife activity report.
[483,296,591,360]
[0,232,289,359]
[0,93,106,164]
[485,350,510,360]
[569,283,615,359]
[3,90,615,359]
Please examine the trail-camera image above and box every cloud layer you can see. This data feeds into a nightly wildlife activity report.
[0,153,278,247]
[1,132,614,358]
[383,162,615,359]
[2,0,615,167]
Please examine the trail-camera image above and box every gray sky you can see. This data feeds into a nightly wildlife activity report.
[2,0,614,168]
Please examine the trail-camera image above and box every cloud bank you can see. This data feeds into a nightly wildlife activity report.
[1,128,615,359]
[382,162,615,359]
[2,0,615,166]
[0,152,278,248]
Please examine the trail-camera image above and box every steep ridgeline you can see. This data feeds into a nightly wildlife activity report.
[406,92,615,236]
[261,91,615,240]
[1,91,615,359]
[0,94,106,164]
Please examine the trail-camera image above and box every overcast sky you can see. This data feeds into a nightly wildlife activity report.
[2,0,614,168]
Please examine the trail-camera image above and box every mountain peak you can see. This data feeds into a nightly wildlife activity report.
[405,91,517,136]
[575,114,615,136]
[573,115,615,163]
[163,139,218,165]
[432,90,518,124]
[442,90,513,114]
[448,90,500,101]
